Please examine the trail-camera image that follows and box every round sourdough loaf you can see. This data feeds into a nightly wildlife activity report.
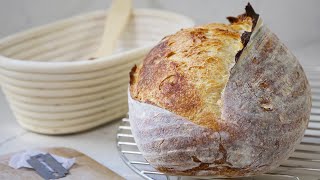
[128,4,311,177]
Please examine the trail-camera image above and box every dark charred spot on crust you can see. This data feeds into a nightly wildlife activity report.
[129,65,137,86]
[240,31,252,49]
[259,81,269,89]
[234,51,242,63]
[252,57,259,64]
[229,3,260,63]
[88,57,96,60]
[166,51,175,58]
[168,41,175,46]
[226,16,238,23]
[227,3,259,27]
[235,31,252,62]
[244,3,259,29]
[191,156,202,163]
[296,71,300,79]
[227,3,259,31]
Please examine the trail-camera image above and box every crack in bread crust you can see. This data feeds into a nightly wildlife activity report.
[130,17,253,130]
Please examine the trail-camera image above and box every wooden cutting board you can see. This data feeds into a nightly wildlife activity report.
[0,147,124,180]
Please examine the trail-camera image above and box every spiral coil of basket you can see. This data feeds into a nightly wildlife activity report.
[116,67,320,180]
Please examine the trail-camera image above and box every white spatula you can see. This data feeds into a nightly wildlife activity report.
[92,0,132,58]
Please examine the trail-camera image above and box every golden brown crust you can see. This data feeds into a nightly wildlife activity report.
[130,18,253,129]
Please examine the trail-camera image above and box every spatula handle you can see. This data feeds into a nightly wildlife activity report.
[94,0,132,58]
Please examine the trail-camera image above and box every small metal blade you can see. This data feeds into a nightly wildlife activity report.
[27,154,69,180]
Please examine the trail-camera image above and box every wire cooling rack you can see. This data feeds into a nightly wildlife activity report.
[116,67,320,180]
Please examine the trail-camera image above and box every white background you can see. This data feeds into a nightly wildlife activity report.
[1,0,320,50]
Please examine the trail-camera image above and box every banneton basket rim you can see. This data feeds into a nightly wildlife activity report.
[0,8,194,73]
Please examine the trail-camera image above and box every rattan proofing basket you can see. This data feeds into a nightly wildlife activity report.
[0,9,194,134]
